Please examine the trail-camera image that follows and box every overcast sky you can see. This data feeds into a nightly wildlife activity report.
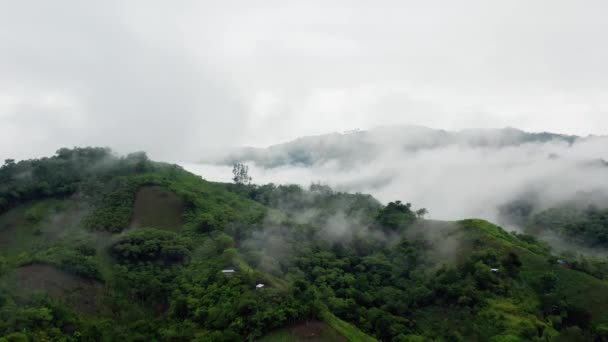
[1,0,607,162]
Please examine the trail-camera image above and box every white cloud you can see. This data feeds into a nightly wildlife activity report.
[184,133,608,223]
[1,1,608,162]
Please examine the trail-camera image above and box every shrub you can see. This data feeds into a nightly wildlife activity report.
[111,229,192,265]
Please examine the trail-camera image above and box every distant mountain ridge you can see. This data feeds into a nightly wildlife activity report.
[210,126,584,168]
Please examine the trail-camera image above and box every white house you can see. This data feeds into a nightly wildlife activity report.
[490,268,499,272]
[256,283,265,289]
[222,269,236,276]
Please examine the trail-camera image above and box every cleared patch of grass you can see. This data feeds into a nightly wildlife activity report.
[7,263,104,315]
[259,319,347,342]
[553,267,608,324]
[233,251,289,292]
[321,311,378,342]
[0,199,91,263]
[0,204,29,253]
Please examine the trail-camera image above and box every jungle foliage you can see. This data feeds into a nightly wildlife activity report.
[1,148,608,341]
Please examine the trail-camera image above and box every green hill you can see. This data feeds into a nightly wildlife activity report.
[1,148,608,341]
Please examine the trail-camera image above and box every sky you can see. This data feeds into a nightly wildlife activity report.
[1,0,608,162]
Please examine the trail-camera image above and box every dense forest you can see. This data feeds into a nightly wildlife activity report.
[1,148,608,341]
[500,196,608,248]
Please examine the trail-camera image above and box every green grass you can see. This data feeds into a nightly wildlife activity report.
[321,311,378,342]
[459,219,548,254]
[0,199,91,264]
[6,263,104,316]
[482,298,553,339]
[0,199,116,311]
[553,267,608,324]
[259,320,348,342]
[0,204,31,260]
[461,219,608,326]
[258,329,294,342]
[232,251,290,292]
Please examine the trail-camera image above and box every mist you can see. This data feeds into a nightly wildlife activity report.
[2,0,608,248]
[184,128,608,224]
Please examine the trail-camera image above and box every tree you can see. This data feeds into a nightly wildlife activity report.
[126,151,150,172]
[539,272,558,293]
[232,163,252,185]
[195,213,220,232]
[2,159,15,168]
[501,252,522,277]
[376,201,416,230]
[415,208,428,219]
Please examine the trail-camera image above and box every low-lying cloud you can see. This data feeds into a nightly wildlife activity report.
[184,128,608,224]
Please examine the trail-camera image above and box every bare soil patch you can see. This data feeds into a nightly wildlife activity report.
[130,186,184,230]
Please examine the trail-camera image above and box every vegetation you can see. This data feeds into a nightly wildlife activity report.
[500,196,608,248]
[532,205,608,247]
[232,162,252,186]
[321,311,378,342]
[1,148,608,341]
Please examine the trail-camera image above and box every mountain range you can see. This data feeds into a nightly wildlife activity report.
[210,126,588,168]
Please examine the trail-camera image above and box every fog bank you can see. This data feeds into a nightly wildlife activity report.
[182,129,608,223]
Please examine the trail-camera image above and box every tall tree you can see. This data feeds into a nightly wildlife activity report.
[232,163,252,185]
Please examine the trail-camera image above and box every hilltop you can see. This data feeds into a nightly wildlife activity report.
[1,148,608,341]
[208,126,583,168]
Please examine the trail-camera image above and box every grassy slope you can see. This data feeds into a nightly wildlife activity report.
[321,312,378,342]
[0,203,33,259]
[461,219,608,325]
[408,219,608,340]
[258,313,376,342]
[258,320,347,342]
[0,199,113,317]
[0,199,93,266]
[9,263,103,316]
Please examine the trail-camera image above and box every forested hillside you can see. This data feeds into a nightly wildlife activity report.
[1,148,608,341]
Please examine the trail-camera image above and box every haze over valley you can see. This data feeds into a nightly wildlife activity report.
[185,125,608,224]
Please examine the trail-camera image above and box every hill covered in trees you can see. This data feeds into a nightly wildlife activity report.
[207,126,582,168]
[1,148,608,341]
